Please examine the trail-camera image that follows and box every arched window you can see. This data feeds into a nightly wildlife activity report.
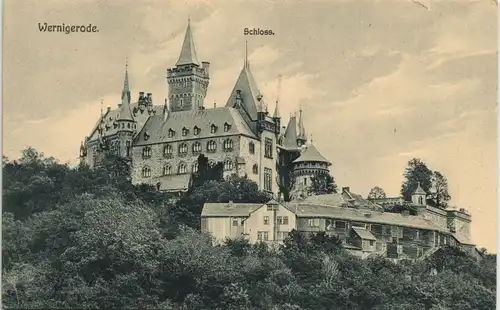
[224,122,231,132]
[179,143,188,154]
[142,166,151,178]
[418,196,424,205]
[207,140,217,152]
[249,141,255,154]
[224,159,234,171]
[142,147,152,158]
[163,144,172,157]
[252,164,258,174]
[182,127,189,136]
[178,162,187,174]
[223,139,233,151]
[163,165,172,175]
[192,162,199,173]
[192,142,202,153]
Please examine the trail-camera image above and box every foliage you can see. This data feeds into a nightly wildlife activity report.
[276,151,298,202]
[2,147,496,309]
[367,186,386,199]
[308,173,338,196]
[430,171,451,208]
[401,158,434,202]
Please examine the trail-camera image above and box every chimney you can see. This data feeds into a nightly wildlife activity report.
[342,187,350,193]
[202,61,210,77]
[107,107,111,112]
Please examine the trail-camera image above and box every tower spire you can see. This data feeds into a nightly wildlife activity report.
[176,18,200,66]
[121,59,131,104]
[244,41,249,69]
[273,74,282,118]
[298,105,307,139]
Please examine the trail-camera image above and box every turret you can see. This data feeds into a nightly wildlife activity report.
[412,182,427,205]
[297,107,307,146]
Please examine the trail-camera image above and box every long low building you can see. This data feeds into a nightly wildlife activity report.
[201,186,480,260]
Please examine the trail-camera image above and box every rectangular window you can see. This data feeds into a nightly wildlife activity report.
[257,232,263,241]
[308,218,319,227]
[281,231,289,240]
[267,205,273,211]
[263,231,269,241]
[232,218,238,227]
[277,216,283,225]
[263,216,269,225]
[283,216,289,225]
[335,221,346,229]
[125,141,131,156]
[369,240,375,246]
[264,168,272,192]
[265,138,273,158]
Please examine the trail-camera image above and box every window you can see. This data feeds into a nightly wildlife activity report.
[249,141,255,154]
[193,126,200,135]
[232,218,239,226]
[279,231,289,241]
[207,140,217,152]
[178,162,187,174]
[264,168,272,192]
[168,129,175,138]
[263,216,269,225]
[265,138,273,158]
[210,124,217,133]
[163,144,173,157]
[252,164,258,174]
[258,231,268,241]
[304,178,307,186]
[223,139,233,151]
[163,165,172,175]
[283,216,289,225]
[308,218,319,227]
[277,216,282,224]
[267,205,273,211]
[224,122,231,132]
[179,143,188,155]
[142,166,151,178]
[369,240,375,246]
[192,142,202,153]
[263,231,269,241]
[142,147,152,158]
[418,196,423,204]
[126,141,131,156]
[224,159,234,171]
[180,98,184,107]
[182,127,189,136]
[192,162,199,173]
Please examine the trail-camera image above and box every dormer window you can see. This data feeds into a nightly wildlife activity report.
[224,122,231,132]
[182,127,189,136]
[210,124,217,134]
[144,131,150,141]
[168,129,175,138]
[194,126,200,135]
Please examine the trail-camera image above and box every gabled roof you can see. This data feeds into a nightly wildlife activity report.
[202,202,264,217]
[133,107,257,146]
[352,227,377,241]
[281,116,299,150]
[293,143,331,165]
[225,65,263,120]
[175,20,200,66]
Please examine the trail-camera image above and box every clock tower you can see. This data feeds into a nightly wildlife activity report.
[166,18,210,113]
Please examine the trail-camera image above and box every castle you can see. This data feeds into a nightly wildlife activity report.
[79,19,331,197]
[79,20,478,260]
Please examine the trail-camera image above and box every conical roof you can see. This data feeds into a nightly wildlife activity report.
[293,143,331,165]
[117,66,134,122]
[414,182,426,195]
[175,19,200,66]
[282,116,298,149]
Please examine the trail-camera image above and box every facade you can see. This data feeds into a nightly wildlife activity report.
[201,186,478,260]
[79,19,333,197]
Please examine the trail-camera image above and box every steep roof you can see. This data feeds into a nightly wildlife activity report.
[133,107,257,146]
[225,65,263,120]
[281,116,299,150]
[414,182,426,195]
[202,202,264,217]
[293,143,331,165]
[175,20,200,66]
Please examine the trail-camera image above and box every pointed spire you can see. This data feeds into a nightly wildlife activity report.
[176,18,200,66]
[163,98,169,121]
[273,75,281,118]
[298,105,307,139]
[244,41,249,69]
[121,59,131,104]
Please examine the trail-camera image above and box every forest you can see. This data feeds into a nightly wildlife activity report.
[2,148,496,309]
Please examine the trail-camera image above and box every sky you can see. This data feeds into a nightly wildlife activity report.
[3,0,498,251]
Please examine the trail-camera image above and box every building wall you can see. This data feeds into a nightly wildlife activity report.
[447,211,472,238]
[131,134,256,185]
[421,206,448,230]
[259,129,278,196]
[244,204,296,243]
[238,136,262,186]
[201,216,244,243]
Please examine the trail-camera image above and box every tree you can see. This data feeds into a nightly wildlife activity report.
[367,186,386,199]
[400,158,433,202]
[430,171,451,208]
[308,174,337,196]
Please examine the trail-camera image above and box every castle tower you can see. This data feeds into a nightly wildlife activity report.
[167,18,210,112]
[412,182,427,206]
[115,63,136,157]
[291,142,332,197]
